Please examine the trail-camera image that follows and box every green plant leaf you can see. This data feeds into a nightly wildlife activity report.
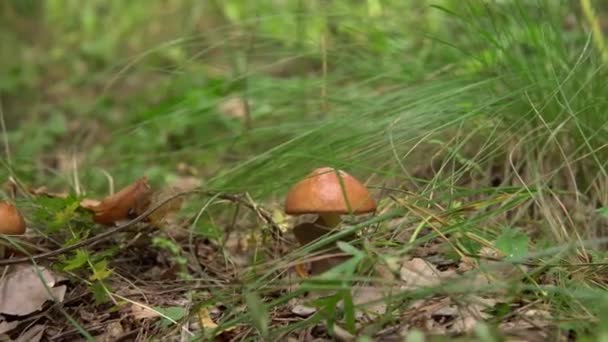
[598,207,608,218]
[341,290,356,334]
[89,260,113,281]
[336,241,364,258]
[90,281,109,304]
[61,249,89,271]
[495,227,529,260]
[245,291,269,339]
[155,306,187,327]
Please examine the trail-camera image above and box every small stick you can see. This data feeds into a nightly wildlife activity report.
[0,191,197,266]
[0,189,283,266]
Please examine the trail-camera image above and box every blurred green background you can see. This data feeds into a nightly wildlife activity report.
[0,0,606,205]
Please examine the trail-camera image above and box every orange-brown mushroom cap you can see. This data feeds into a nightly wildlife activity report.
[285,167,376,215]
[0,201,26,235]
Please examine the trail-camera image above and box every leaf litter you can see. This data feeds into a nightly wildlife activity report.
[0,264,66,316]
[0,175,561,341]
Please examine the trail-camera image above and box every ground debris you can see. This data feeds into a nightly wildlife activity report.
[82,176,152,225]
[399,257,456,290]
[14,324,45,342]
[0,264,66,316]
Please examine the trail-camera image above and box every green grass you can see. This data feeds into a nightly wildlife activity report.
[1,0,608,340]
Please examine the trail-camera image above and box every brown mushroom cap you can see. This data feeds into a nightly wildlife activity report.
[0,201,26,235]
[285,167,376,215]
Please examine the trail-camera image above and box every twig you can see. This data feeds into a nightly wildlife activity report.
[0,189,284,266]
[212,191,285,243]
[0,191,198,266]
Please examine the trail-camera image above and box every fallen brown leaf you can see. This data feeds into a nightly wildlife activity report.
[432,295,495,333]
[130,304,161,320]
[15,324,45,342]
[291,304,317,318]
[0,317,19,334]
[404,295,495,335]
[198,307,218,330]
[86,177,152,225]
[95,321,125,342]
[351,285,393,318]
[0,264,66,316]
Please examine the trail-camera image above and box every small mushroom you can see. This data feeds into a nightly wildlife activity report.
[285,167,376,275]
[0,201,26,235]
[285,167,376,228]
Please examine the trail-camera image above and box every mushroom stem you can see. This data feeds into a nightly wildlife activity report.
[317,213,342,228]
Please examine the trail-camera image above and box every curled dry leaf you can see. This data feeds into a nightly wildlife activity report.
[0,264,66,316]
[198,307,218,330]
[85,177,152,225]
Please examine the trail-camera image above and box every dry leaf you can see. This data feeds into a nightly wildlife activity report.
[405,295,495,335]
[433,296,495,333]
[131,304,161,320]
[477,246,529,281]
[29,186,69,199]
[332,324,355,342]
[400,258,454,290]
[147,187,184,226]
[351,285,393,318]
[88,177,152,225]
[79,198,101,210]
[291,304,317,317]
[95,321,124,342]
[198,308,218,330]
[218,97,247,119]
[0,265,66,316]
[271,208,290,233]
[0,317,19,334]
[169,175,201,192]
[15,324,45,342]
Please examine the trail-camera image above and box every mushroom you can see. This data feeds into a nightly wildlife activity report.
[0,201,26,235]
[285,167,376,229]
[285,167,376,275]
